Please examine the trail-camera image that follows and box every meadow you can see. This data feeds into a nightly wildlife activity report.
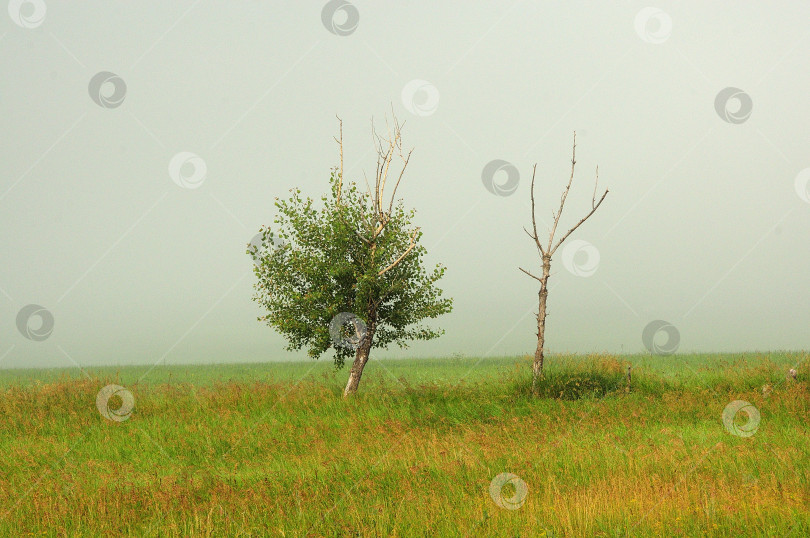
[0,352,807,537]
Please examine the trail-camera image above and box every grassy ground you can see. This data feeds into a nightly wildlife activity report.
[0,352,807,536]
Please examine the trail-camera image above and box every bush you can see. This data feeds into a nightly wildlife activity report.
[505,355,682,400]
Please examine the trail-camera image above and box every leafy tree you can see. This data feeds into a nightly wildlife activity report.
[250,115,453,396]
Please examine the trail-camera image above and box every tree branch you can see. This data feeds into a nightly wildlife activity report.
[549,187,609,256]
[334,115,344,205]
[546,131,576,252]
[377,228,419,276]
[519,266,542,282]
[529,164,546,256]
[387,147,412,216]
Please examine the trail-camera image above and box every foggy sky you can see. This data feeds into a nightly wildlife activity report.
[2,1,809,369]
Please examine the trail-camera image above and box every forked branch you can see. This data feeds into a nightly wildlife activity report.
[549,174,608,256]
[522,131,610,272]
[368,110,411,241]
[333,111,418,275]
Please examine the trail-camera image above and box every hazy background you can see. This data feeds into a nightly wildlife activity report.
[2,1,809,370]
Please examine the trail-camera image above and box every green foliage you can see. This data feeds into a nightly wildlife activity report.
[249,169,453,367]
[507,357,630,400]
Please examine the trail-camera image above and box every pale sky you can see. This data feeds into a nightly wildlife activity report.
[2,1,810,369]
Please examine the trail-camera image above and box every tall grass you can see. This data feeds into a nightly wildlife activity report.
[0,352,807,536]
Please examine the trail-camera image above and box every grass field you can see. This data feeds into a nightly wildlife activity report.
[0,352,808,537]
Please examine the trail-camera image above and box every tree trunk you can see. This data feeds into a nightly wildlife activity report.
[532,257,551,393]
[343,320,376,397]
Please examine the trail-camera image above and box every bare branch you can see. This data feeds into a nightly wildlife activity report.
[333,116,376,244]
[334,115,344,205]
[387,147,412,216]
[546,131,577,252]
[377,228,419,276]
[591,165,598,209]
[337,211,372,245]
[361,170,373,200]
[364,109,414,242]
[519,266,543,282]
[378,137,394,218]
[341,109,416,255]
[355,230,372,244]
[549,188,609,256]
[523,226,543,258]
[529,164,546,256]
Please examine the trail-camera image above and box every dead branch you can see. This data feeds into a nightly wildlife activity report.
[519,267,542,282]
[387,147,412,216]
[334,118,374,245]
[529,164,546,256]
[366,111,412,242]
[378,227,419,276]
[334,115,344,205]
[549,187,608,256]
[546,132,578,253]
[333,111,416,270]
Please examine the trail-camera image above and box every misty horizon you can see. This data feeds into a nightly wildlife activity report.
[2,2,809,370]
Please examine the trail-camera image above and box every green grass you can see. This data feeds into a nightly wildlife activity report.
[0,352,808,536]
[0,351,801,388]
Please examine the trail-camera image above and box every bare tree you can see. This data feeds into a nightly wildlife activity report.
[520,132,609,392]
